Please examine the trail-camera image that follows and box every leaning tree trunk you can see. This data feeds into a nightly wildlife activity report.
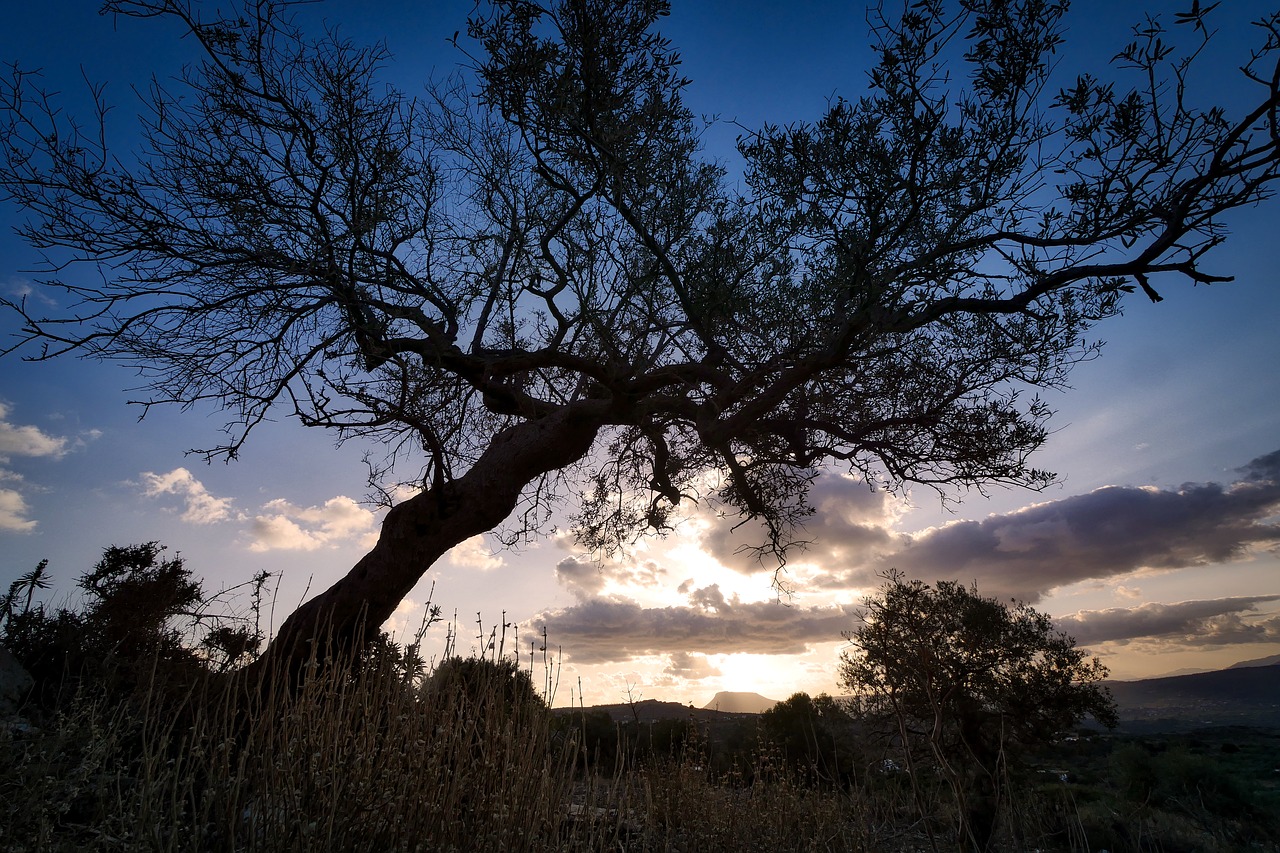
[245,405,605,684]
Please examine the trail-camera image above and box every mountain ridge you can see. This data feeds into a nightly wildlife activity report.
[557,663,1279,730]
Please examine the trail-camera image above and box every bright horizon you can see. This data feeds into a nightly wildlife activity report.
[2,0,1278,708]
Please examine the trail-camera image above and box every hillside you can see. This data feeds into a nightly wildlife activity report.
[561,697,760,724]
[1229,653,1280,669]
[1107,663,1280,730]
[557,665,1280,731]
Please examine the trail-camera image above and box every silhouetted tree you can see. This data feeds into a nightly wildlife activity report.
[839,573,1117,851]
[2,545,200,697]
[1,543,264,705]
[2,0,1278,679]
[759,692,856,784]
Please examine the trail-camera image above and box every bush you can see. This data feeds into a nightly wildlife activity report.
[2,544,266,713]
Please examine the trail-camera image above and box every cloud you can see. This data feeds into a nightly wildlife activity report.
[248,513,323,551]
[555,555,608,597]
[534,592,857,664]
[0,402,69,459]
[0,403,84,531]
[554,554,668,599]
[801,450,1280,602]
[665,651,721,680]
[247,496,378,552]
[140,467,235,524]
[134,466,382,551]
[446,535,504,571]
[699,472,902,574]
[1240,449,1280,484]
[4,276,55,306]
[1056,596,1280,646]
[0,488,36,532]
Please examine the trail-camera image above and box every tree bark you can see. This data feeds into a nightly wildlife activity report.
[247,404,605,683]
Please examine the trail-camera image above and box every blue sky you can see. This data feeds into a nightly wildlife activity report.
[2,1,1278,706]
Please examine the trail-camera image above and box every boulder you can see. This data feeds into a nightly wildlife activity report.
[0,645,34,716]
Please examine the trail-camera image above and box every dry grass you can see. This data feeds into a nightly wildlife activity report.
[0,653,927,853]
[4,655,1276,853]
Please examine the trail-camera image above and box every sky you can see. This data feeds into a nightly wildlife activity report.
[1,0,1278,708]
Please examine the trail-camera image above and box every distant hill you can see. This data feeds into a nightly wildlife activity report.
[1106,664,1280,730]
[702,691,779,714]
[1229,653,1280,669]
[559,697,760,724]
[559,665,1279,732]
[1148,667,1211,678]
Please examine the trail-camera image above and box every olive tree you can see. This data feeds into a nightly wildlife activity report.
[839,574,1117,851]
[2,0,1278,679]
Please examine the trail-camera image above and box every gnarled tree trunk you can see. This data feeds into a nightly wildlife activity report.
[247,405,606,683]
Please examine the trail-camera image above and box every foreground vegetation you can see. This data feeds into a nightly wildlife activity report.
[2,550,1277,852]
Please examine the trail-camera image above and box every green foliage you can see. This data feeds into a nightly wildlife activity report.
[426,654,547,718]
[1034,730,1280,853]
[1113,742,1262,821]
[840,573,1117,850]
[840,574,1117,756]
[759,692,858,785]
[2,543,267,711]
[556,708,622,773]
[74,543,203,670]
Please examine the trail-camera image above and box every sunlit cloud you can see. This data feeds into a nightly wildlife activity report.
[0,401,69,459]
[800,448,1280,602]
[135,466,382,551]
[554,553,669,599]
[534,450,1280,674]
[534,590,858,665]
[1057,595,1280,647]
[555,555,607,598]
[247,496,379,552]
[0,402,81,532]
[446,535,504,571]
[248,513,323,551]
[140,467,235,524]
[0,488,36,532]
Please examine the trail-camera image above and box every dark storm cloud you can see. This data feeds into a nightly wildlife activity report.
[1056,596,1280,646]
[815,449,1280,602]
[699,472,900,574]
[533,591,858,664]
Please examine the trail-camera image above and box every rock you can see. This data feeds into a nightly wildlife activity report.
[0,644,34,716]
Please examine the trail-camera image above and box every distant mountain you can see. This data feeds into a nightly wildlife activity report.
[559,697,762,724]
[560,664,1280,732]
[1147,667,1211,678]
[1229,653,1280,669]
[1106,664,1280,730]
[702,691,779,714]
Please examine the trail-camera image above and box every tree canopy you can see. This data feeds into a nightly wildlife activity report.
[2,0,1278,672]
[839,573,1117,849]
